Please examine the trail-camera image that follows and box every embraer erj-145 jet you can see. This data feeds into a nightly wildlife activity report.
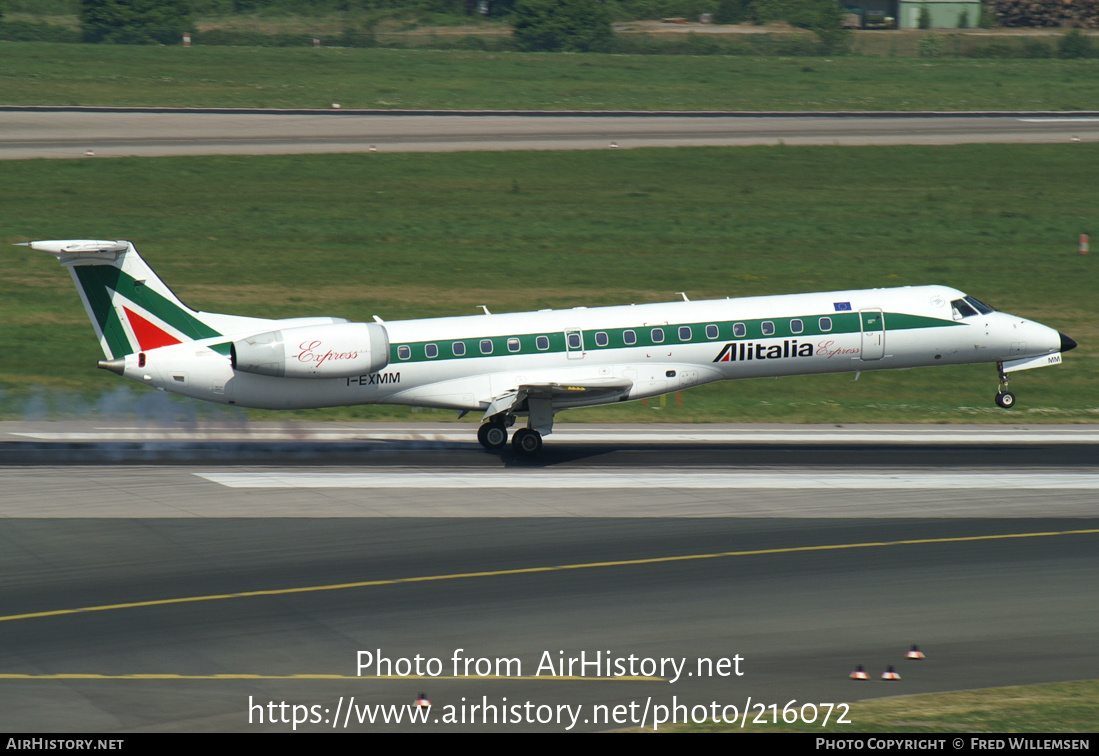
[26,239,1076,456]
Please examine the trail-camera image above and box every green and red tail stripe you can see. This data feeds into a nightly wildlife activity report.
[25,240,223,359]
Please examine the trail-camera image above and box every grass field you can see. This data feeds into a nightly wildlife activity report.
[646,679,1099,732]
[3,42,1099,110]
[4,144,1095,423]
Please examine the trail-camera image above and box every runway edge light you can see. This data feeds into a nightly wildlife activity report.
[882,665,901,681]
[850,665,870,680]
[906,645,926,660]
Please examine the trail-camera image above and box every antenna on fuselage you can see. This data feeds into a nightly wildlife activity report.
[479,305,492,315]
[677,292,689,301]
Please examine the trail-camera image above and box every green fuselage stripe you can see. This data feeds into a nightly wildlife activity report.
[388,311,958,365]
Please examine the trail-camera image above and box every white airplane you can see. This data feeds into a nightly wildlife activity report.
[26,239,1076,455]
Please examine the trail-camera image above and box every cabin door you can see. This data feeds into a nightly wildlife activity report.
[860,309,885,361]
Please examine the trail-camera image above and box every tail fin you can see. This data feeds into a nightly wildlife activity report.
[26,239,223,359]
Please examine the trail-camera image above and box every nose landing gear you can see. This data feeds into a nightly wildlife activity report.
[995,362,1016,409]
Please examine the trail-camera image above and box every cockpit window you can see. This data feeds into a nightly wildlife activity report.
[951,299,979,320]
[964,296,995,314]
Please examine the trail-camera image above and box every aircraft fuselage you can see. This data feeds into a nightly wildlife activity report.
[118,285,1065,412]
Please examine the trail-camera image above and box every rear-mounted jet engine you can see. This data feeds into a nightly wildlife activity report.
[231,322,390,379]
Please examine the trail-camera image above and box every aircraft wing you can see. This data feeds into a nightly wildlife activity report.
[481,378,634,425]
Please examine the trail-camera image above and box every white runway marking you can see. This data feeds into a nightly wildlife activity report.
[196,470,1099,490]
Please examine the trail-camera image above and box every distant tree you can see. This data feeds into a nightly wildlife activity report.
[488,0,520,16]
[802,0,849,53]
[917,31,944,55]
[989,0,1099,27]
[714,0,750,23]
[748,0,849,52]
[977,3,995,27]
[80,0,194,45]
[512,0,614,52]
[917,3,931,28]
[1058,28,1093,57]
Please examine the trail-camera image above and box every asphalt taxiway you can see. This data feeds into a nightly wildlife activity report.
[0,423,1096,731]
[2,110,1098,159]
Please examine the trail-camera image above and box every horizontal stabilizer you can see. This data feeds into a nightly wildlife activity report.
[20,239,130,259]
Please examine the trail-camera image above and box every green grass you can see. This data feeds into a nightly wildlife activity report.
[643,679,1099,732]
[3,144,1096,422]
[2,42,1099,110]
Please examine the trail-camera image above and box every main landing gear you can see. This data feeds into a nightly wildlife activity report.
[476,421,509,450]
[995,362,1016,409]
[477,414,543,456]
[511,427,542,455]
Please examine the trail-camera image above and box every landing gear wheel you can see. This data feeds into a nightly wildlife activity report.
[995,391,1016,409]
[477,422,508,450]
[511,428,543,456]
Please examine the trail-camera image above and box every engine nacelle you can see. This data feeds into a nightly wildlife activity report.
[231,322,390,379]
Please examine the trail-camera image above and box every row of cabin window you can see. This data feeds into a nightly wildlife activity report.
[394,317,835,361]
[397,337,540,361]
[612,317,833,343]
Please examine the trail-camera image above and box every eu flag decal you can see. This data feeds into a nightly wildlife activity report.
[834,302,852,311]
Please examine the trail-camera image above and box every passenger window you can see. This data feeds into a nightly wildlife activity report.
[425,343,438,359]
[623,330,637,345]
[678,326,692,342]
[733,323,746,338]
[762,321,775,336]
[651,328,664,343]
[819,317,832,332]
[480,339,494,355]
[452,341,466,357]
[567,332,582,349]
[507,338,520,353]
[705,324,719,339]
[536,335,550,351]
[790,319,803,335]
[595,332,609,347]
[397,345,411,360]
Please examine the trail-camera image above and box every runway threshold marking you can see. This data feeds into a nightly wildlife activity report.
[1,528,1096,625]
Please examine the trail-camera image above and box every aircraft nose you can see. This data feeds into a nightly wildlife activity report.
[1060,333,1078,353]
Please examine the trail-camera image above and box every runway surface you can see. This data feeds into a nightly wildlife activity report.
[3,422,1098,517]
[2,111,1098,159]
[1,423,1097,731]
